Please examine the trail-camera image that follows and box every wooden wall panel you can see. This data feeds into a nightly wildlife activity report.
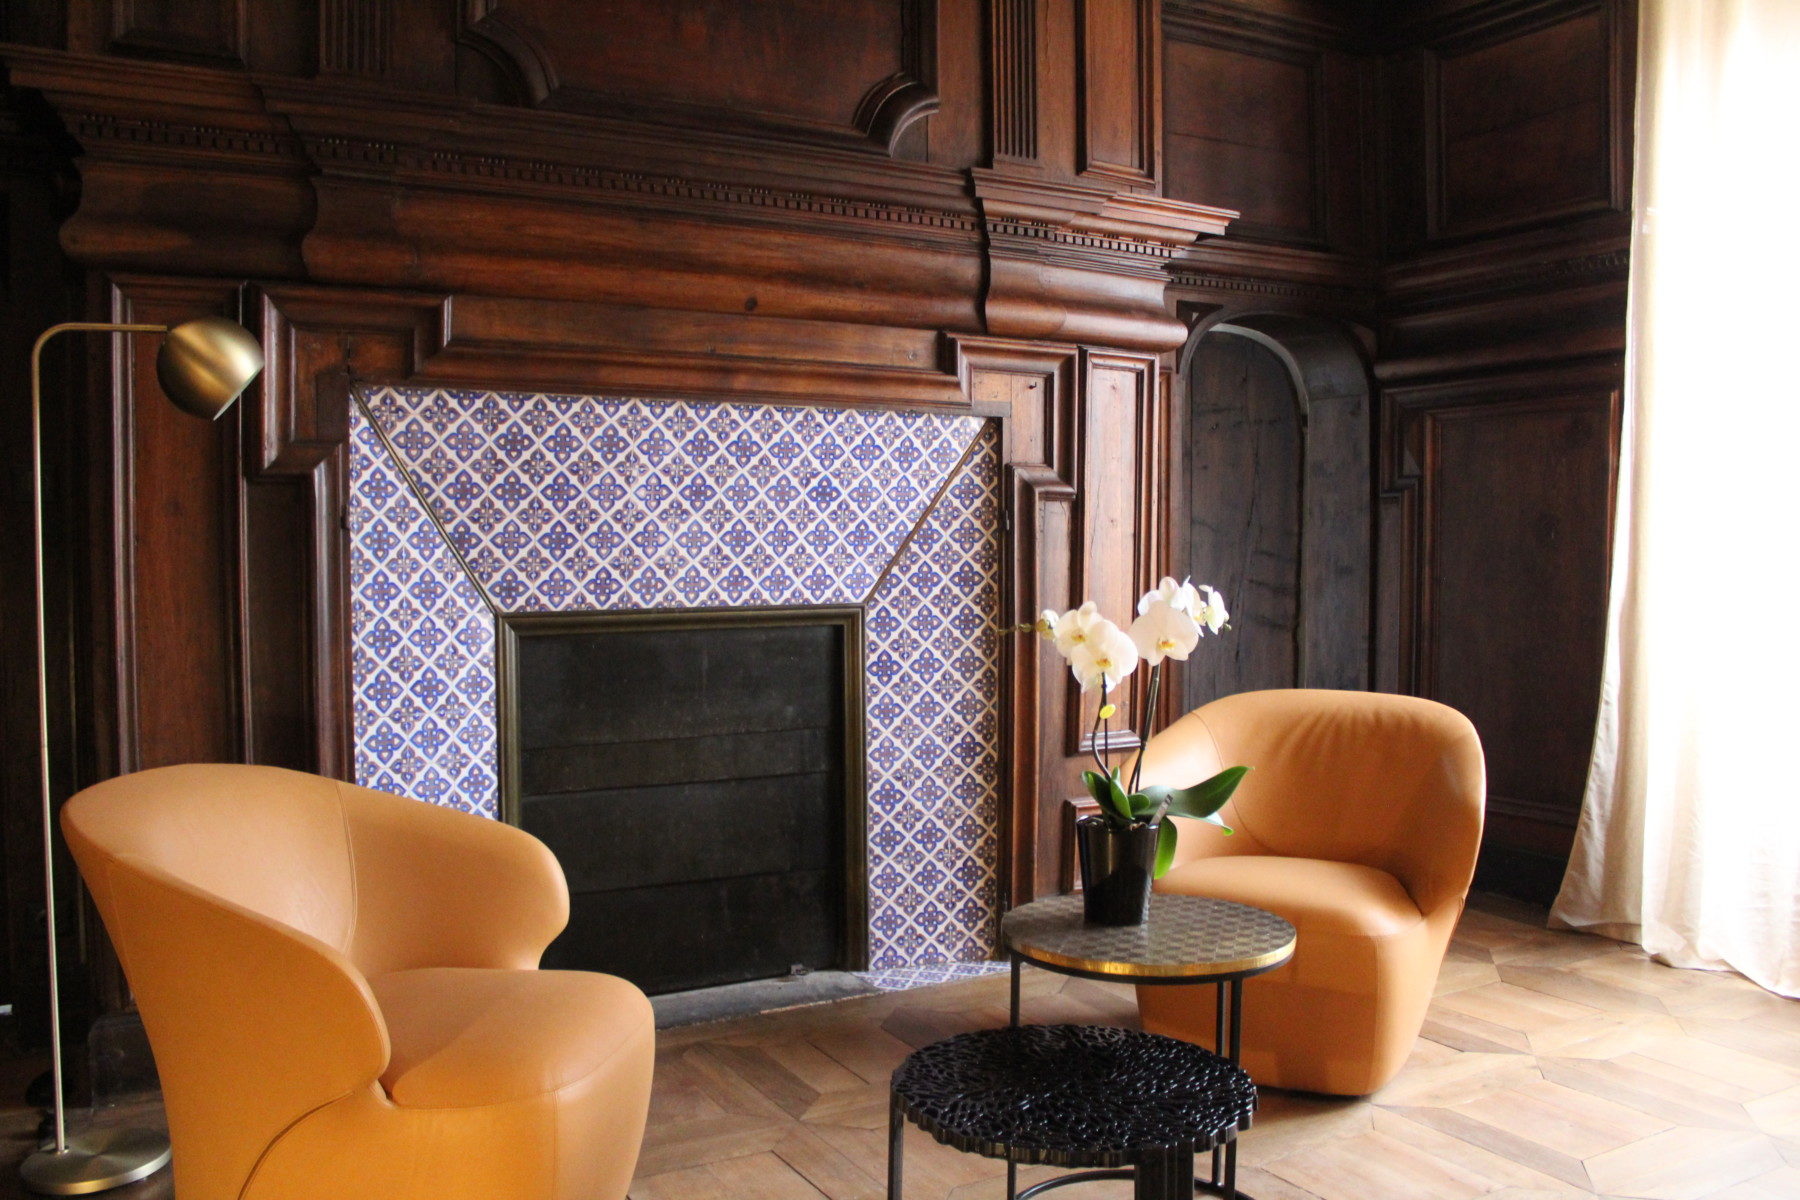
[1074,351,1157,756]
[1162,2,1372,254]
[1077,0,1158,186]
[1429,5,1621,239]
[107,0,244,64]
[459,0,935,146]
[1164,38,1318,240]
[1387,376,1618,889]
[106,278,249,773]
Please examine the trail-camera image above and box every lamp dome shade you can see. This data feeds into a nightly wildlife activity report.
[154,317,264,420]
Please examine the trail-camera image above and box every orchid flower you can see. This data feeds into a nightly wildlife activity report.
[1052,601,1104,658]
[1195,584,1229,634]
[1129,600,1202,666]
[1138,576,1204,618]
[1067,618,1138,692]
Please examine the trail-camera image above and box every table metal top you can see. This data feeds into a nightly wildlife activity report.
[1000,893,1295,980]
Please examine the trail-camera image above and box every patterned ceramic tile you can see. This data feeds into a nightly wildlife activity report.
[864,424,1004,968]
[348,404,499,817]
[350,386,1002,968]
[361,388,981,613]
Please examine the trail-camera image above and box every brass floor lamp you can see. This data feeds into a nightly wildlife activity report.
[20,317,263,1195]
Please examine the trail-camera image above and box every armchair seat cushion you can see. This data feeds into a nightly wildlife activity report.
[1158,856,1423,939]
[371,967,654,1109]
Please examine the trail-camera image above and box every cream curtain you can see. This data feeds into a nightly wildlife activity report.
[1551,0,1800,996]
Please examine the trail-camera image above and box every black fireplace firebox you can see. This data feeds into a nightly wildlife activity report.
[496,606,867,995]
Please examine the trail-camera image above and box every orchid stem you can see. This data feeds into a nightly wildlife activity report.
[1088,694,1109,779]
[1129,663,1162,799]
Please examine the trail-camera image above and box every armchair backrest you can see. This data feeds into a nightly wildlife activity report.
[1136,689,1485,915]
[65,764,360,952]
[59,763,568,1200]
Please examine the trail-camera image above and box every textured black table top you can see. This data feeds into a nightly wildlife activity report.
[890,1024,1258,1167]
[1001,894,1295,980]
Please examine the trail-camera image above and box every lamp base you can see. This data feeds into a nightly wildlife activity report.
[19,1127,171,1195]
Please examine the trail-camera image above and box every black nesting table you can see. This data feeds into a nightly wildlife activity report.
[887,894,1296,1200]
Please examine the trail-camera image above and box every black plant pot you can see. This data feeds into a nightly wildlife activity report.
[1075,815,1158,926]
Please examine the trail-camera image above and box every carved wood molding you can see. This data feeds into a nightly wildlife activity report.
[974,170,1235,351]
[6,45,1241,354]
[2,47,313,277]
[1385,241,1631,308]
[1163,0,1354,51]
[952,335,1079,903]
[990,0,1040,162]
[319,0,393,78]
[457,0,559,104]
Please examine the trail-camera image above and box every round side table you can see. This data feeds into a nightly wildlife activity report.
[1000,893,1296,1199]
[888,1024,1256,1200]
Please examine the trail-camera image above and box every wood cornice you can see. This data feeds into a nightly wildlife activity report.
[3,44,1238,353]
[1167,239,1381,313]
[2,46,314,277]
[973,169,1237,351]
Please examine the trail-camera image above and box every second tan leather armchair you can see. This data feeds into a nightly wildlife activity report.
[62,764,654,1200]
[1131,689,1485,1096]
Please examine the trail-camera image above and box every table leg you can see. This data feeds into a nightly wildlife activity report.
[1223,979,1245,1200]
[887,1091,903,1200]
[1228,979,1243,1062]
[1007,1155,1017,1200]
[1133,1146,1194,1200]
[1010,953,1022,1026]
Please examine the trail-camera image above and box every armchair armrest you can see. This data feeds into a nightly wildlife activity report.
[336,781,571,976]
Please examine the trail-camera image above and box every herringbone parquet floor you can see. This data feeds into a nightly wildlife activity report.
[630,898,1800,1200]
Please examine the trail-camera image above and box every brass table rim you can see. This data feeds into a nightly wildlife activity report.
[1002,895,1296,980]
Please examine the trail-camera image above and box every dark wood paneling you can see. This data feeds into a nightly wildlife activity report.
[1165,37,1319,239]
[1423,392,1615,817]
[1429,5,1622,239]
[107,278,248,772]
[991,0,1041,161]
[1163,1,1372,253]
[459,0,937,150]
[0,101,79,1036]
[1385,370,1620,890]
[108,0,243,64]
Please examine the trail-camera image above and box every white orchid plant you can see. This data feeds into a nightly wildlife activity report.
[1024,577,1249,878]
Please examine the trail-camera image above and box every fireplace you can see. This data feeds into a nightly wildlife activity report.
[347,385,1005,974]
[497,608,867,993]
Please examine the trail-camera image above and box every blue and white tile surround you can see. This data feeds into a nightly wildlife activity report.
[349,387,1003,971]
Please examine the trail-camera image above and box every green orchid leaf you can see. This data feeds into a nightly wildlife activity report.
[1201,810,1234,835]
[1081,769,1111,806]
[1127,790,1158,819]
[1082,769,1134,825]
[1154,820,1178,878]
[1136,784,1175,810]
[1160,765,1250,821]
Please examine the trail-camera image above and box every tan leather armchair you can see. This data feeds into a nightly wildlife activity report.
[1132,689,1484,1096]
[61,764,654,1200]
